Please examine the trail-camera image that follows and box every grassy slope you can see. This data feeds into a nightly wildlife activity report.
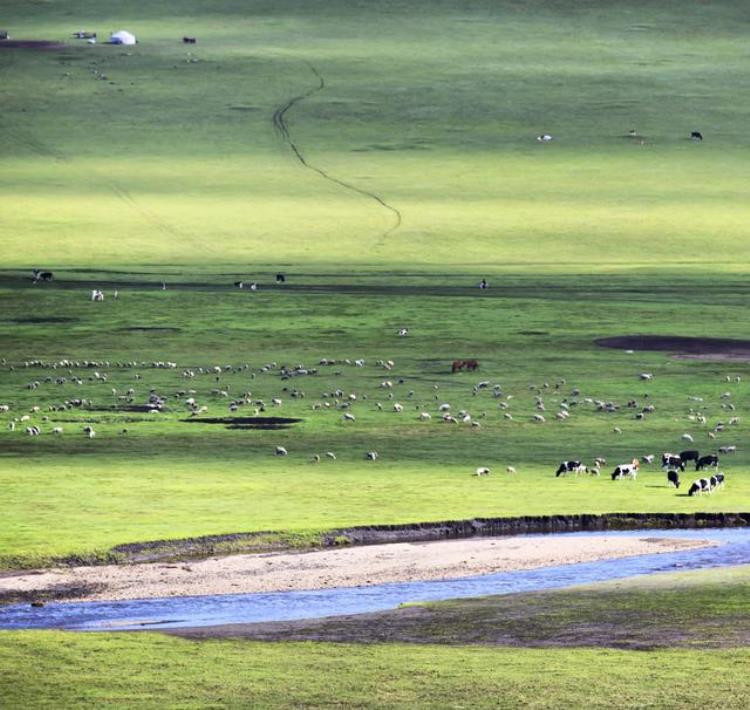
[0,277,748,565]
[2,0,750,269]
[1,632,749,709]
[216,563,750,649]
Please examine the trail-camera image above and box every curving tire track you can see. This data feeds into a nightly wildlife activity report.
[273,63,401,239]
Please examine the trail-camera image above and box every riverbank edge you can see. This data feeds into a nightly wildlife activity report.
[3,512,748,574]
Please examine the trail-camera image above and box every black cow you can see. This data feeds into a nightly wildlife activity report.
[679,450,700,464]
[691,131,703,141]
[276,273,286,283]
[182,36,197,43]
[661,453,684,471]
[32,269,53,283]
[688,478,711,496]
[696,454,719,471]
[555,460,584,477]
[667,470,680,489]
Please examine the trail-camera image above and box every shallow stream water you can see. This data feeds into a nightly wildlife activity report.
[1,528,748,631]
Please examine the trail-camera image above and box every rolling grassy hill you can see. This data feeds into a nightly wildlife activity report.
[2,0,750,269]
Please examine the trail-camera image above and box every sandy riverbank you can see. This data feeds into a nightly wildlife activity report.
[1,535,713,604]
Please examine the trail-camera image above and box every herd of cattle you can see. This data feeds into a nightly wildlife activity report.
[555,450,727,496]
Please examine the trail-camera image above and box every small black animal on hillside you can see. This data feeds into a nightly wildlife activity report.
[667,470,680,489]
[32,269,53,283]
[696,454,719,471]
[276,273,286,283]
[182,36,197,43]
[691,131,703,141]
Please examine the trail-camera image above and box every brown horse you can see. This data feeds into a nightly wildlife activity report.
[452,359,479,373]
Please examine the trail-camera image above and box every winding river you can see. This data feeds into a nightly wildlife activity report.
[1,528,748,631]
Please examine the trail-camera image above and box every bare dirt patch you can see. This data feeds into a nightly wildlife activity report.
[181,416,301,430]
[0,40,66,51]
[596,335,750,361]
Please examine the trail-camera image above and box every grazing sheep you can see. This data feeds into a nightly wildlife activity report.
[366,451,378,461]
[325,451,337,460]
[311,454,321,463]
[342,413,356,422]
[393,403,403,413]
[474,467,491,477]
[533,414,545,423]
[7,421,15,431]
[506,466,517,474]
[641,455,655,464]
[640,373,653,381]
[419,412,431,421]
[275,446,288,456]
[52,427,63,435]
[681,433,694,443]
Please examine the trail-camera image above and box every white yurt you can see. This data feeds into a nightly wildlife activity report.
[110,30,136,45]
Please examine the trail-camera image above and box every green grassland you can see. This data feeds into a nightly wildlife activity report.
[3,0,750,270]
[1,632,749,709]
[0,275,748,566]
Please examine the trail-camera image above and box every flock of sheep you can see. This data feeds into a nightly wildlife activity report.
[1,350,742,499]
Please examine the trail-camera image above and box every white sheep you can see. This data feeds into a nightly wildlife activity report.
[474,467,490,476]
[682,433,694,443]
[419,412,432,421]
[275,446,288,456]
[366,451,378,460]
[325,451,337,460]
[393,403,403,413]
[343,413,356,422]
[506,466,517,474]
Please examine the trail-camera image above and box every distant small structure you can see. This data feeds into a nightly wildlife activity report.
[110,30,136,45]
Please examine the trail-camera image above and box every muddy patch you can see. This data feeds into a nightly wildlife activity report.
[596,335,750,360]
[0,40,66,51]
[120,327,181,333]
[182,416,302,430]
[8,317,77,324]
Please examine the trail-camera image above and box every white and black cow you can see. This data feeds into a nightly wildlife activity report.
[667,470,681,489]
[555,460,586,477]
[696,454,719,471]
[612,459,639,480]
[661,453,684,472]
[688,478,711,496]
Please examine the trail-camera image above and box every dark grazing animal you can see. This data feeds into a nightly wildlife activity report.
[451,359,479,373]
[667,470,680,488]
[688,478,711,496]
[661,453,684,471]
[555,460,584,477]
[182,36,197,43]
[679,450,700,464]
[691,131,703,141]
[32,269,53,283]
[276,273,286,283]
[696,454,719,471]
